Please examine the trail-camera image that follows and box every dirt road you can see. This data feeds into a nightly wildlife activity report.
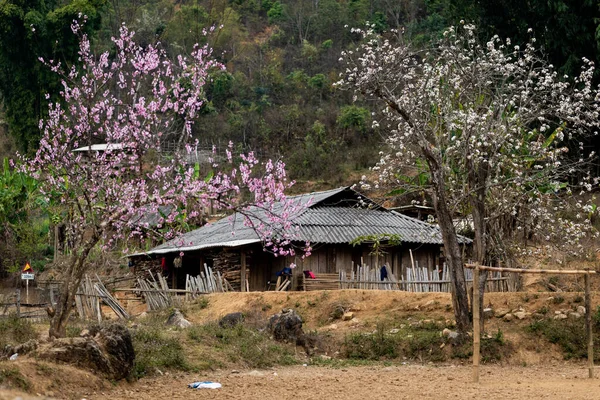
[94,363,600,400]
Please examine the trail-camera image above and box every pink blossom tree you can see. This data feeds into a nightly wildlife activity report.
[25,19,304,338]
[337,23,600,335]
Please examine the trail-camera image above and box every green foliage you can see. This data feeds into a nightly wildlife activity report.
[0,314,38,349]
[337,105,370,133]
[0,367,31,391]
[187,322,296,368]
[344,322,445,361]
[131,327,190,379]
[0,0,106,153]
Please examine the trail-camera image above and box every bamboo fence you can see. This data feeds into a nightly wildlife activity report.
[336,263,515,293]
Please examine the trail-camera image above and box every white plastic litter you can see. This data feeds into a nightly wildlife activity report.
[188,381,222,389]
[9,353,18,361]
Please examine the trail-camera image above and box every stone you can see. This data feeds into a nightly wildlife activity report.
[246,370,265,377]
[494,309,509,318]
[442,329,459,340]
[267,309,305,344]
[425,300,436,307]
[553,313,568,320]
[569,312,582,319]
[166,309,192,329]
[325,324,338,331]
[389,328,400,334]
[36,323,134,380]
[219,312,245,328]
[483,308,494,319]
[577,306,586,315]
[320,355,331,361]
[342,312,354,321]
[514,311,530,320]
[503,314,514,322]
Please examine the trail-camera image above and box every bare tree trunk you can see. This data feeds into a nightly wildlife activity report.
[49,232,99,339]
[429,165,471,335]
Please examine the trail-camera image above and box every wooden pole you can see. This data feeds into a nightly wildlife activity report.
[465,264,597,275]
[586,272,594,378]
[473,264,480,384]
[240,251,247,292]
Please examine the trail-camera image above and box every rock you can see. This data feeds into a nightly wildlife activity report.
[424,300,436,307]
[36,323,134,380]
[483,308,494,319]
[219,312,245,328]
[577,306,586,315]
[514,311,530,320]
[569,312,582,319]
[268,309,305,344]
[503,314,514,322]
[319,355,331,361]
[342,312,354,321]
[441,329,459,340]
[553,313,568,320]
[166,309,192,329]
[494,309,509,318]
[325,324,338,331]
[246,370,265,377]
[389,328,400,334]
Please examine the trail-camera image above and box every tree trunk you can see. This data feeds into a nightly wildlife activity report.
[49,232,99,339]
[428,163,471,335]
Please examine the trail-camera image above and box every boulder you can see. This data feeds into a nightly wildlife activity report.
[36,323,134,380]
[514,311,531,320]
[569,312,582,319]
[554,313,568,320]
[503,314,514,322]
[267,309,304,344]
[577,306,586,315]
[494,309,509,318]
[219,312,245,328]
[483,308,494,319]
[166,309,192,329]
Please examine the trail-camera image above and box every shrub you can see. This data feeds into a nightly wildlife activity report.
[131,327,189,379]
[188,323,296,368]
[0,315,37,348]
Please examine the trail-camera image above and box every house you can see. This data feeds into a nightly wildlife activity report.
[130,187,471,291]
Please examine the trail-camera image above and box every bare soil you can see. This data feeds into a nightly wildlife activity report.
[97,363,600,400]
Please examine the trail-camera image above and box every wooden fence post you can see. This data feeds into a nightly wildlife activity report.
[585,272,594,378]
[240,251,247,292]
[473,264,480,384]
[15,289,20,318]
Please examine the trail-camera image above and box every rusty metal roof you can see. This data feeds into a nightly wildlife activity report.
[134,187,470,256]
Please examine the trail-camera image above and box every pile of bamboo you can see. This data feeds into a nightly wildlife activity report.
[75,275,129,321]
[185,264,226,298]
[137,272,172,311]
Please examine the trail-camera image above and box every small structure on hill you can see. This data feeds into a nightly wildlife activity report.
[129,187,472,291]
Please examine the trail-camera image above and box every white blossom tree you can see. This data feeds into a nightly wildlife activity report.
[337,23,600,334]
[25,20,305,338]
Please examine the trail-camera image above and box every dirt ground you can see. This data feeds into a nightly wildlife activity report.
[95,363,600,400]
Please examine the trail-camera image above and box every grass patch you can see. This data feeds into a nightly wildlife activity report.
[343,321,446,362]
[527,318,598,360]
[187,322,297,368]
[131,327,190,379]
[0,366,31,391]
[0,315,38,348]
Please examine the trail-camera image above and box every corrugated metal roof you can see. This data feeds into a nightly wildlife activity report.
[136,189,471,256]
